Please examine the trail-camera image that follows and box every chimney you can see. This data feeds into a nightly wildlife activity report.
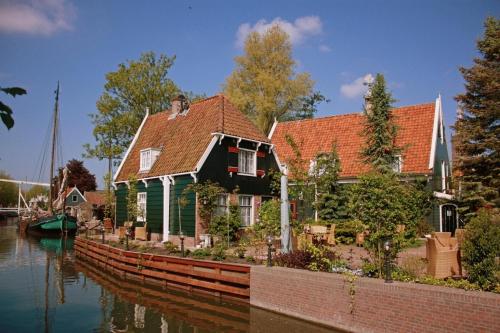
[171,95,183,116]
[364,90,372,116]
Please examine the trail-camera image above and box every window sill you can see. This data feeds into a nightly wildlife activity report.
[237,172,256,177]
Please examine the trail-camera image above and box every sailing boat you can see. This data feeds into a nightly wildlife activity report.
[27,83,77,235]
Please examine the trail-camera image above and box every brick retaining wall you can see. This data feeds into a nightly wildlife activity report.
[250,266,500,333]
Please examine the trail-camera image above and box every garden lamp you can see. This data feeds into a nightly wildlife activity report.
[266,235,274,267]
[101,224,105,244]
[179,231,185,257]
[383,238,393,283]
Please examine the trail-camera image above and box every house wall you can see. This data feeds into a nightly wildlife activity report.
[428,132,452,231]
[115,184,127,225]
[169,175,196,237]
[65,190,85,207]
[197,137,279,196]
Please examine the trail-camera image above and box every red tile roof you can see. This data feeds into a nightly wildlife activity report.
[115,95,269,181]
[84,191,106,206]
[271,103,436,178]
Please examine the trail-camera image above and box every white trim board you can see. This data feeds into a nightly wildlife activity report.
[428,94,442,170]
[113,109,150,182]
[65,187,86,202]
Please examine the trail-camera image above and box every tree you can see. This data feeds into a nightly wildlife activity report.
[454,17,500,220]
[84,51,182,174]
[0,171,17,206]
[126,175,138,222]
[62,159,97,192]
[1,86,27,130]
[25,185,49,200]
[224,25,314,134]
[361,73,402,173]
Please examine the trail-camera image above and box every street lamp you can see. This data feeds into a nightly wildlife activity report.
[383,238,393,283]
[101,224,105,244]
[179,231,185,257]
[266,235,274,267]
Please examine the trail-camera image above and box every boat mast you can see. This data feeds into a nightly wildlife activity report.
[48,82,60,214]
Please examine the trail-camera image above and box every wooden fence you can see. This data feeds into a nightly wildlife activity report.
[74,237,250,300]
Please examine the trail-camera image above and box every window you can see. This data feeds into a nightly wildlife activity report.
[137,192,147,221]
[72,195,78,202]
[215,194,228,216]
[238,149,256,176]
[441,161,448,191]
[140,148,161,172]
[392,155,403,173]
[239,195,253,227]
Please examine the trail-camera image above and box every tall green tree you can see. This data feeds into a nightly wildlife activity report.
[224,25,315,134]
[0,171,17,206]
[1,86,27,130]
[84,52,181,174]
[454,17,500,220]
[361,74,402,173]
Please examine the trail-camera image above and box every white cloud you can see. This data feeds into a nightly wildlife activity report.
[340,74,374,99]
[0,0,76,36]
[236,16,323,47]
[319,44,331,53]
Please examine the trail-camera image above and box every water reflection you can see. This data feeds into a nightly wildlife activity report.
[0,222,337,332]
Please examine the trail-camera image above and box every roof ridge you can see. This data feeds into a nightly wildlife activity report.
[278,102,436,126]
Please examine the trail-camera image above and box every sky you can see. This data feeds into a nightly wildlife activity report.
[1,0,498,188]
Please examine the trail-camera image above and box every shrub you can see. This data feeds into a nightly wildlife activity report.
[462,209,500,290]
[211,243,227,261]
[208,203,242,242]
[191,248,211,259]
[274,244,340,272]
[235,242,247,258]
[361,260,378,277]
[254,199,280,239]
[398,255,427,279]
[163,241,179,254]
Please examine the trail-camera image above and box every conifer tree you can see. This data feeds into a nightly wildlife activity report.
[454,17,500,220]
[361,74,401,173]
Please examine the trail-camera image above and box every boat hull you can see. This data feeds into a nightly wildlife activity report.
[28,214,77,235]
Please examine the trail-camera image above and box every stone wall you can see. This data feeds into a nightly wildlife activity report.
[250,266,500,333]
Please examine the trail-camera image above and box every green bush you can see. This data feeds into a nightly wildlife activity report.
[191,248,211,259]
[254,199,281,238]
[211,243,227,261]
[208,203,241,242]
[163,241,179,254]
[462,209,500,290]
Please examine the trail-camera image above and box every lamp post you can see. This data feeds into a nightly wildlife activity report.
[179,231,185,257]
[125,227,131,250]
[266,235,274,267]
[383,238,393,283]
[101,224,105,244]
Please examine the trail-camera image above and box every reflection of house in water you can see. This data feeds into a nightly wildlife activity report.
[75,259,334,333]
[63,187,106,222]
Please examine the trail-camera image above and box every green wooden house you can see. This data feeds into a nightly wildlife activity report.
[271,95,457,233]
[113,95,280,246]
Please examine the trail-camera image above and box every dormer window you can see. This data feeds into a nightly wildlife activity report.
[140,148,161,172]
[392,155,403,173]
[238,149,256,176]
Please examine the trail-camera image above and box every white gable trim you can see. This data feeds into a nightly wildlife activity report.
[113,109,150,182]
[194,136,218,172]
[428,95,442,170]
[268,118,278,139]
[65,187,86,202]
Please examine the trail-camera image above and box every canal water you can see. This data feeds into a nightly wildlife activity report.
[0,221,337,332]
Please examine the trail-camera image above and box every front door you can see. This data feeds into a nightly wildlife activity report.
[441,204,458,234]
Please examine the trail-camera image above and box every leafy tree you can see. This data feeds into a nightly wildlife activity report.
[25,185,49,201]
[103,173,115,219]
[224,25,314,134]
[461,208,499,290]
[209,203,242,243]
[0,171,17,206]
[255,199,281,238]
[84,51,182,172]
[285,91,330,121]
[454,17,500,220]
[184,180,225,231]
[62,159,97,192]
[361,74,402,173]
[126,175,138,222]
[1,86,27,130]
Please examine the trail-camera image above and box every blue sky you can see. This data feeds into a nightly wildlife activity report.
[1,0,498,188]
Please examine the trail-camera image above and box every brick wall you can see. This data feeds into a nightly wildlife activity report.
[250,266,500,333]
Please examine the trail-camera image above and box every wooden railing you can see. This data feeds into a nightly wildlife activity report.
[74,237,250,300]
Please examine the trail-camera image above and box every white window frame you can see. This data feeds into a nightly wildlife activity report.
[140,148,161,172]
[239,195,254,227]
[441,161,447,191]
[215,194,229,216]
[237,148,256,176]
[392,155,403,173]
[137,192,147,222]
